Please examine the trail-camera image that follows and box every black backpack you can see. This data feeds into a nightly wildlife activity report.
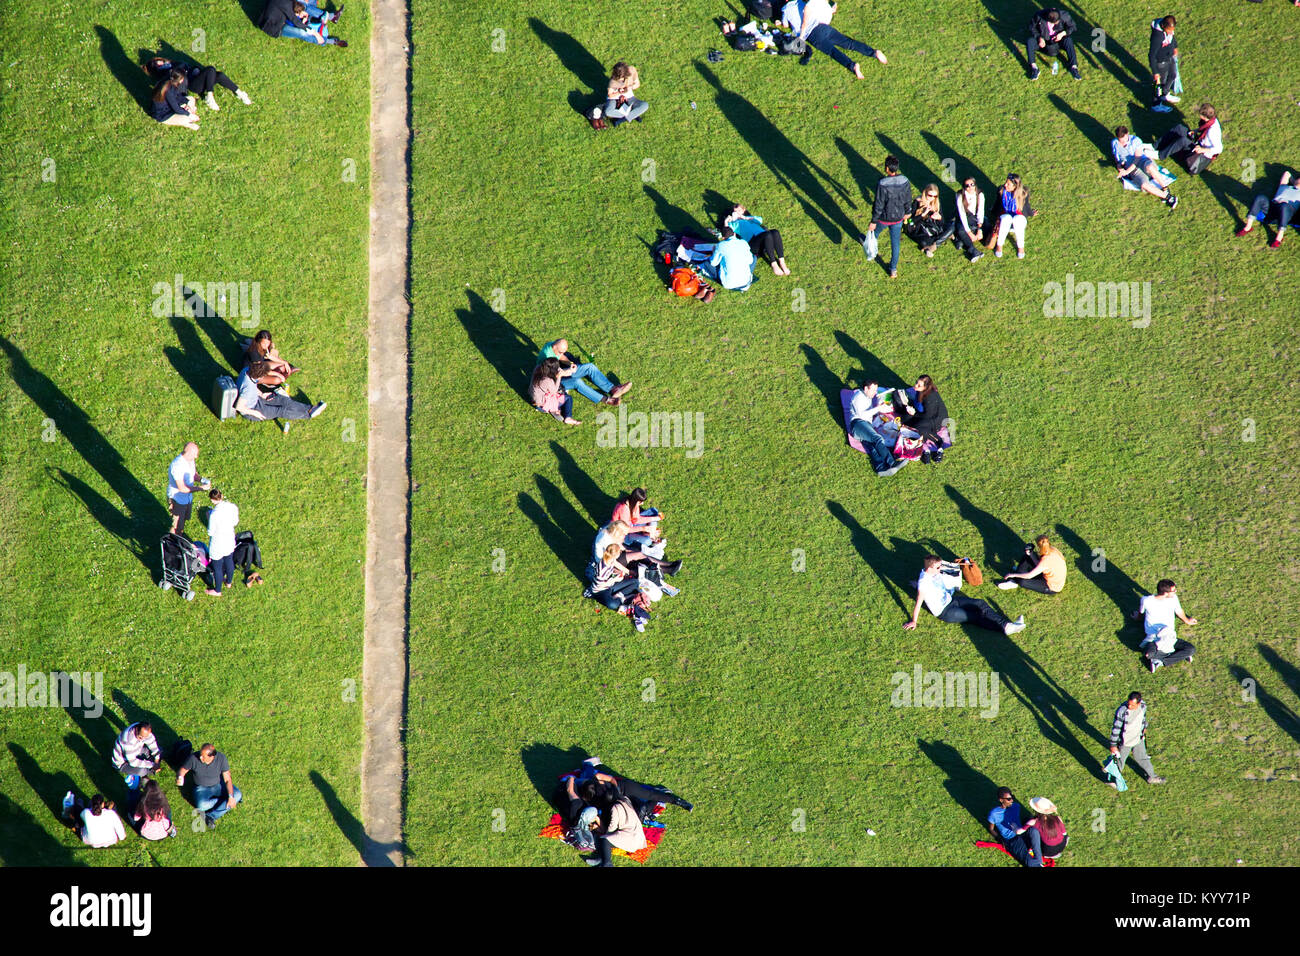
[733,33,758,52]
[747,0,775,19]
[776,34,807,56]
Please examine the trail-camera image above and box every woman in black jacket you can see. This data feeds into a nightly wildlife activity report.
[150,69,199,129]
[144,56,251,112]
[896,374,950,464]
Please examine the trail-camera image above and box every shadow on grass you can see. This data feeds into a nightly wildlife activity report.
[0,788,82,866]
[1235,652,1300,747]
[971,0,1029,69]
[834,330,908,390]
[696,62,856,246]
[112,690,186,771]
[521,742,593,813]
[920,131,998,200]
[917,738,999,830]
[1,335,169,572]
[96,25,153,114]
[1059,1,1148,100]
[826,501,932,615]
[943,485,1029,575]
[8,743,83,826]
[1053,523,1147,651]
[644,184,710,235]
[165,314,227,412]
[51,468,163,579]
[552,440,615,524]
[529,18,607,116]
[456,289,538,402]
[801,344,847,433]
[518,475,593,582]
[1048,93,1113,157]
[309,769,409,865]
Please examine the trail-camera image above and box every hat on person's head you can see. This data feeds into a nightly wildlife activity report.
[1029,796,1058,815]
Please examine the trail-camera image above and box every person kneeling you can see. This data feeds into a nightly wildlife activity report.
[905,555,1025,635]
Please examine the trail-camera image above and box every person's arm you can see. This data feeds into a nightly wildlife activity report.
[710,244,723,267]
[629,68,640,92]
[176,765,189,786]
[1007,557,1046,581]
[223,768,237,808]
[234,394,266,420]
[112,812,126,842]
[904,592,923,630]
[1148,27,1162,75]
[594,772,618,784]
[1176,608,1197,626]
[1108,707,1124,753]
[1059,12,1076,38]
[871,185,887,224]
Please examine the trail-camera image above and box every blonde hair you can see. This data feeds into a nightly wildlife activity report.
[602,543,622,562]
[606,520,630,537]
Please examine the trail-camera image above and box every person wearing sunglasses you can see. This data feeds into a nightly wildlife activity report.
[953,178,990,261]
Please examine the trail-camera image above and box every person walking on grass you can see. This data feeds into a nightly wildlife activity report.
[177,743,243,829]
[204,489,240,598]
[905,555,1026,636]
[795,1,888,79]
[167,442,210,536]
[1148,15,1180,112]
[1108,691,1166,784]
[1133,578,1198,672]
[866,155,912,278]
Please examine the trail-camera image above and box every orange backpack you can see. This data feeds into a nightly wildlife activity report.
[670,268,701,298]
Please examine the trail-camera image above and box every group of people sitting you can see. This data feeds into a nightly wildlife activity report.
[529,337,630,426]
[144,54,252,129]
[62,722,243,846]
[986,788,1069,866]
[557,757,692,866]
[722,1,888,79]
[663,202,791,295]
[585,489,683,632]
[846,375,951,475]
[257,0,348,47]
[234,329,327,433]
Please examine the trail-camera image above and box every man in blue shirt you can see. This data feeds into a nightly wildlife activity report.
[1112,125,1178,210]
[701,226,756,291]
[987,787,1041,867]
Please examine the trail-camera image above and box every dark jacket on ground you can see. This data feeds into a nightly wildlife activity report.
[903,389,950,440]
[872,174,913,225]
[1028,9,1076,45]
[1148,20,1176,74]
[258,0,297,38]
[150,83,191,122]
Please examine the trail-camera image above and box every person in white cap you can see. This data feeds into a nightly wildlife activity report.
[1015,796,1069,861]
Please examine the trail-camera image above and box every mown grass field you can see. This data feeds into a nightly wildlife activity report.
[0,0,370,864]
[408,0,1300,865]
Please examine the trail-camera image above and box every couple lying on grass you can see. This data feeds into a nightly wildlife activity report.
[846,375,950,475]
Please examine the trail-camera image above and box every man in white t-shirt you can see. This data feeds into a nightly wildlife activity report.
[905,555,1025,635]
[1133,578,1197,672]
[166,442,209,535]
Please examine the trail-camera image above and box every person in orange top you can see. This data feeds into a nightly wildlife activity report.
[998,534,1067,594]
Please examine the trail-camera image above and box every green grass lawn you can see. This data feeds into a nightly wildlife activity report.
[0,0,370,864]
[407,0,1300,865]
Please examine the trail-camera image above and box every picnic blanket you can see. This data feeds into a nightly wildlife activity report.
[539,812,667,864]
[840,387,952,462]
[975,840,1059,867]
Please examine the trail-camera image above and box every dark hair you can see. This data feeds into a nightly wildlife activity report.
[885,155,899,175]
[531,357,562,390]
[577,779,602,805]
[914,374,935,401]
[1127,691,1143,704]
[996,786,1013,800]
[139,780,171,821]
[209,488,224,502]
[1046,10,1060,23]
[89,794,107,815]
[152,69,185,104]
[135,722,152,736]
[1036,812,1065,841]
[200,743,215,757]
[253,330,273,345]
[719,225,735,239]
[1161,15,1175,30]
[1115,125,1129,138]
[619,487,647,508]
[1156,579,1176,595]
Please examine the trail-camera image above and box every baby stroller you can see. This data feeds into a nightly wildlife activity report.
[158,533,206,601]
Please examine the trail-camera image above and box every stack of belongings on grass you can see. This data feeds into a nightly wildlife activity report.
[654,230,718,303]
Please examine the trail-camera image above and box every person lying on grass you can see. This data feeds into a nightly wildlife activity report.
[1236,168,1300,248]
[723,203,790,275]
[537,338,631,407]
[234,363,326,434]
[1112,126,1178,210]
[905,555,1026,635]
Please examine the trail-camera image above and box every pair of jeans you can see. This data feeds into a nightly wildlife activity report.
[1145,638,1195,665]
[1012,555,1059,594]
[210,553,235,594]
[1116,740,1157,779]
[562,362,614,404]
[1151,57,1176,103]
[617,777,688,810]
[1001,832,1042,867]
[595,577,641,611]
[280,5,332,45]
[849,418,898,472]
[804,23,876,72]
[1248,194,1299,230]
[1021,826,1065,863]
[1027,36,1077,71]
[249,391,314,421]
[938,593,1010,632]
[872,221,902,272]
[194,783,243,823]
[603,96,648,122]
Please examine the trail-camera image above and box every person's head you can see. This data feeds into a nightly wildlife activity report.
[143,56,170,75]
[859,380,878,395]
[995,786,1014,805]
[198,743,216,764]
[1035,534,1052,556]
[532,357,562,386]
[602,543,622,564]
[611,61,632,81]
[1045,10,1060,25]
[731,203,747,218]
[961,177,978,196]
[209,488,224,503]
[1161,15,1176,32]
[921,183,940,206]
[1004,173,1021,191]
[252,329,273,351]
[293,2,306,15]
[719,225,735,240]
[183,441,199,462]
[551,337,569,355]
[1198,104,1216,123]
[134,722,152,739]
[884,155,899,175]
[606,519,630,541]
[1114,124,1130,146]
[629,487,647,505]
[1127,691,1143,710]
[922,555,942,575]
[914,374,935,399]
[140,779,167,814]
[89,794,107,815]
[1156,579,1176,596]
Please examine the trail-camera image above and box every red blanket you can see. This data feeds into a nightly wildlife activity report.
[975,840,1059,867]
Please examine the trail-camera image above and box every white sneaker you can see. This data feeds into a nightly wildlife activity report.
[236,89,252,105]
[997,581,1019,590]
[1164,94,1181,104]
[310,401,328,419]
[204,92,219,111]
[1004,616,1026,636]
[1017,249,1025,259]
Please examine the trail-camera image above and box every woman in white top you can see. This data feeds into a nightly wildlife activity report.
[953,178,988,261]
[1156,103,1222,175]
[75,794,127,847]
[204,488,240,597]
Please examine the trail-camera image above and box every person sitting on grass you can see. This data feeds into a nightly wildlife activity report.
[987,787,1041,866]
[603,62,647,125]
[847,382,904,476]
[592,519,681,576]
[150,69,199,130]
[587,543,652,632]
[994,173,1036,259]
[244,330,300,390]
[893,374,950,464]
[581,780,645,867]
[1015,796,1068,862]
[537,338,631,407]
[131,779,177,840]
[699,224,757,290]
[610,487,664,544]
[63,793,127,848]
[904,183,955,258]
[1235,168,1300,248]
[724,203,790,275]
[953,177,990,261]
[259,0,346,45]
[1156,103,1222,175]
[1112,126,1179,210]
[1026,7,1080,80]
[235,363,326,434]
[529,358,580,426]
[997,534,1068,595]
[144,55,251,112]
[905,555,1026,635]
[1132,578,1197,672]
[111,721,162,789]
[177,743,243,830]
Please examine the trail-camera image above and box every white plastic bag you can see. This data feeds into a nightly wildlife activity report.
[863,230,879,260]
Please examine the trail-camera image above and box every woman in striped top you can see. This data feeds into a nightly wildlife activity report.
[590,543,650,631]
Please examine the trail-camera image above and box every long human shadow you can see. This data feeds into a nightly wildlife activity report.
[835,136,882,209]
[2,335,169,559]
[528,18,607,116]
[551,440,615,525]
[1230,665,1300,748]
[308,769,409,865]
[919,131,998,201]
[917,739,999,830]
[455,289,538,402]
[1200,163,1257,231]
[644,184,710,235]
[50,468,160,576]
[165,314,226,411]
[801,344,848,433]
[701,188,735,226]
[112,690,185,769]
[64,733,124,807]
[232,0,264,29]
[1250,647,1300,745]
[1053,523,1147,650]
[184,287,252,372]
[7,743,84,826]
[943,485,1029,576]
[696,62,856,245]
[518,476,592,582]
[96,25,153,113]
[1059,1,1148,100]
[877,133,942,194]
[826,501,931,614]
[521,742,593,813]
[1048,93,1114,157]
[0,789,82,866]
[971,0,1030,69]
[834,331,909,391]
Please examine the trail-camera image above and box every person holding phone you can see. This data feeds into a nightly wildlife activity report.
[167,442,210,535]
